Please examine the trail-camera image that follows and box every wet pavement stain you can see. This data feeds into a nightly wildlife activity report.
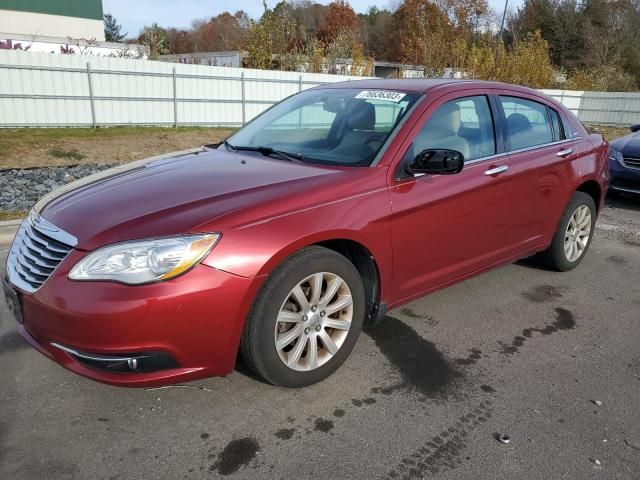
[274,428,295,440]
[333,409,346,418]
[313,418,334,433]
[364,316,462,398]
[606,255,628,265]
[211,437,260,476]
[370,386,397,395]
[455,348,483,366]
[399,307,429,319]
[386,401,494,478]
[499,307,576,356]
[522,285,564,303]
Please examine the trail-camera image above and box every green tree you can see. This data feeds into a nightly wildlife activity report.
[104,13,126,42]
[244,2,297,69]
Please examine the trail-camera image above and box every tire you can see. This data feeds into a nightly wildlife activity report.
[240,246,366,387]
[537,191,596,271]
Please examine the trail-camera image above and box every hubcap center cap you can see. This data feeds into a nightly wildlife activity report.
[307,312,321,329]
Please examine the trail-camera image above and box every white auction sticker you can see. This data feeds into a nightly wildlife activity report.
[355,90,406,102]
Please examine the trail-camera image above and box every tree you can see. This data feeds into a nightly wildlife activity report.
[191,11,249,52]
[391,0,453,71]
[244,2,297,69]
[566,64,636,91]
[291,0,330,39]
[317,1,360,44]
[359,6,394,60]
[104,13,126,42]
[166,28,196,54]
[139,23,169,59]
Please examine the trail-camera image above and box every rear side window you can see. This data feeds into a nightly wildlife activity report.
[561,114,581,139]
[499,96,553,150]
[412,95,496,162]
[548,107,566,141]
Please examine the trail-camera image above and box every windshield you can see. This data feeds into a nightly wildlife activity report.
[225,88,421,166]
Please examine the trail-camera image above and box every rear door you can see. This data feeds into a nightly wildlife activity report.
[388,90,511,302]
[495,93,580,253]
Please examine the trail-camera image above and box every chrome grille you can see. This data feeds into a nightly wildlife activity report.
[623,156,640,169]
[6,210,77,293]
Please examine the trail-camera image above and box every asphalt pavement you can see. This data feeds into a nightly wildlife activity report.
[1,197,639,480]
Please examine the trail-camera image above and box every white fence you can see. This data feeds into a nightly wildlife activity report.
[541,89,640,127]
[0,50,367,128]
[0,50,639,128]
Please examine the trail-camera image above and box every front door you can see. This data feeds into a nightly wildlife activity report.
[388,91,512,303]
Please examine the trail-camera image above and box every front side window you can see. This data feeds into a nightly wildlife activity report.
[500,96,553,150]
[227,88,420,166]
[412,95,496,162]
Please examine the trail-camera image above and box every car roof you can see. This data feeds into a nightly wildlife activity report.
[317,78,539,96]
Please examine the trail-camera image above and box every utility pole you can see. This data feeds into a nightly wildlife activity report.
[495,0,509,66]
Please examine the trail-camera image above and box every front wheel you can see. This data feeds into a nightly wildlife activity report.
[240,246,365,387]
[537,191,596,271]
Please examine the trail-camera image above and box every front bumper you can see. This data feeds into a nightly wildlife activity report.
[609,159,640,194]
[7,249,261,387]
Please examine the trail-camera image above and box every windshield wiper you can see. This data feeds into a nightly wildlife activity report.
[223,142,304,163]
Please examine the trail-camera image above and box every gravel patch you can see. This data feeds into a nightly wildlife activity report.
[0,164,117,213]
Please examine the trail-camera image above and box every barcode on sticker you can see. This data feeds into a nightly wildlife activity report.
[355,90,407,102]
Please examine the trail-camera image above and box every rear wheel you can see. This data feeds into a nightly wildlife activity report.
[240,246,365,387]
[537,191,596,271]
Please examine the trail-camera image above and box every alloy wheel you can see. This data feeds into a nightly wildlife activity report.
[274,272,353,371]
[564,205,592,262]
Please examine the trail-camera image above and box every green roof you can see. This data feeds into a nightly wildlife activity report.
[0,0,103,21]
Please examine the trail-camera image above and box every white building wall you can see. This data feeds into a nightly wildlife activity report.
[0,10,105,41]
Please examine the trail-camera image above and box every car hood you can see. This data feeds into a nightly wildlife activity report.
[610,132,640,155]
[38,147,341,250]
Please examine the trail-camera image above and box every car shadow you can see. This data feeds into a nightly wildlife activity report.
[605,192,640,211]
[514,255,550,271]
[233,355,272,385]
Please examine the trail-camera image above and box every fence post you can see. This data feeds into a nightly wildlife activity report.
[86,62,96,128]
[298,75,302,92]
[241,71,246,125]
[172,67,178,128]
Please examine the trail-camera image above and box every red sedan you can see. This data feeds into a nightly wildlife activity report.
[2,79,609,388]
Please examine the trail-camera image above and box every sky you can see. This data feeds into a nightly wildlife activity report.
[102,0,519,38]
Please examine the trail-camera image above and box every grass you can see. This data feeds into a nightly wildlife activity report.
[0,210,27,221]
[0,126,235,169]
[0,123,633,220]
[48,148,87,161]
[587,125,631,141]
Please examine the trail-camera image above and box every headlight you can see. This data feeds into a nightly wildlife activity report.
[69,234,220,284]
[608,148,623,164]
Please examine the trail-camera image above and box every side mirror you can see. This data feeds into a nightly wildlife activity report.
[630,124,640,133]
[408,149,464,176]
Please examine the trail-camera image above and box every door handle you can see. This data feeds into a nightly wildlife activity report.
[484,165,508,176]
[557,148,574,157]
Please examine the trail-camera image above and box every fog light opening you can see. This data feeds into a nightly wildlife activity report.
[50,343,180,374]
